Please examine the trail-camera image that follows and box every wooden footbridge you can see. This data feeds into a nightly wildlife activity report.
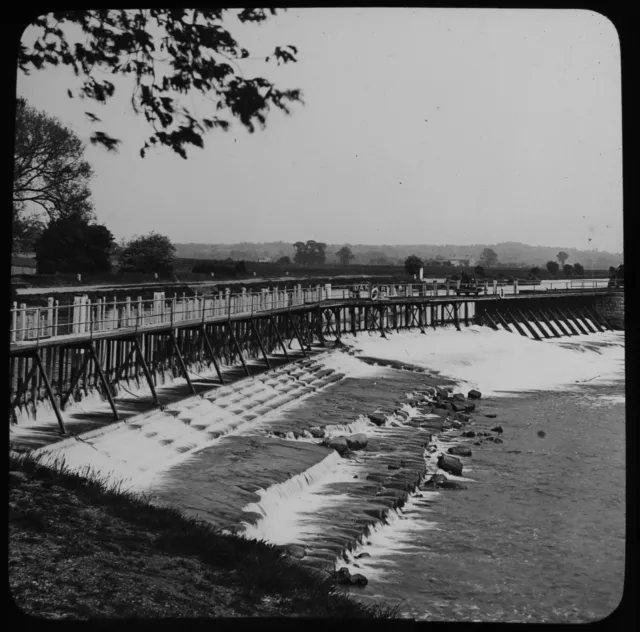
[9,280,622,435]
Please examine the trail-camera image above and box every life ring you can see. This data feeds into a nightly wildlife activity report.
[371,288,379,300]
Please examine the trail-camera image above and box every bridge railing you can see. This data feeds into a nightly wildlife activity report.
[10,278,610,344]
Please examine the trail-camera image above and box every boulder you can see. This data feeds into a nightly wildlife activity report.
[464,403,476,412]
[437,454,463,476]
[423,473,447,489]
[322,436,349,455]
[494,437,504,444]
[434,400,448,409]
[468,389,482,399]
[491,425,504,434]
[309,426,326,438]
[453,412,471,423]
[447,445,472,457]
[350,573,368,586]
[368,413,386,426]
[452,401,467,412]
[346,433,368,450]
[387,464,401,470]
[485,413,497,419]
[450,420,463,430]
[355,552,371,559]
[273,431,286,438]
[444,386,455,393]
[420,419,445,431]
[452,393,466,402]
[336,567,351,584]
[435,386,449,399]
[461,430,476,438]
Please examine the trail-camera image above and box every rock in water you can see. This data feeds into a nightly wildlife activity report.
[468,389,482,399]
[464,403,476,412]
[437,454,463,476]
[452,401,467,412]
[423,473,448,489]
[461,430,476,438]
[350,573,368,586]
[452,393,466,402]
[447,445,472,457]
[309,426,326,438]
[346,433,368,450]
[494,437,504,444]
[336,567,351,584]
[322,436,349,455]
[355,552,371,559]
[439,480,468,490]
[450,420,463,429]
[491,425,504,434]
[368,413,386,426]
[485,413,497,419]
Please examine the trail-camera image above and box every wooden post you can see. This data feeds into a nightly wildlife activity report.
[379,305,387,339]
[482,311,500,330]
[33,351,66,434]
[287,313,308,357]
[269,315,290,361]
[514,307,541,340]
[580,306,606,332]
[132,336,160,405]
[493,309,514,333]
[546,307,575,336]
[526,308,551,338]
[60,348,92,409]
[538,308,564,337]
[250,318,271,369]
[200,325,225,383]
[88,343,119,419]
[316,305,326,347]
[566,307,593,335]
[169,331,197,393]
[227,320,250,376]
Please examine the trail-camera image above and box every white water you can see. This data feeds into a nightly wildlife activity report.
[340,328,624,398]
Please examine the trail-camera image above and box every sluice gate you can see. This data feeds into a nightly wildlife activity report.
[9,284,620,432]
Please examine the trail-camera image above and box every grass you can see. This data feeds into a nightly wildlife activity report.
[9,451,401,620]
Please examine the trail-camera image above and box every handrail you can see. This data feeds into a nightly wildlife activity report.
[9,279,611,343]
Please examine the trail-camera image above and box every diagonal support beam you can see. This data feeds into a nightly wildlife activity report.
[250,318,271,369]
[132,336,160,406]
[492,309,514,333]
[514,308,541,340]
[226,321,250,376]
[88,343,119,420]
[60,348,92,409]
[546,307,574,336]
[566,307,593,335]
[537,308,563,337]
[316,305,326,347]
[269,315,289,361]
[33,351,66,434]
[200,325,225,384]
[11,360,39,415]
[287,312,308,356]
[580,306,606,332]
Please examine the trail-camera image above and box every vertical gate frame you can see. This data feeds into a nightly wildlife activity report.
[287,312,308,356]
[378,304,387,339]
[513,307,541,340]
[548,306,579,336]
[32,350,66,435]
[537,307,563,337]
[299,311,315,349]
[88,342,120,420]
[131,336,160,406]
[581,306,607,332]
[249,317,271,369]
[167,330,197,394]
[565,307,593,335]
[315,305,326,347]
[200,324,225,384]
[226,320,250,376]
[269,315,290,361]
[11,359,39,415]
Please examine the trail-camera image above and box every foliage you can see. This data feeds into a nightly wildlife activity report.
[14,98,94,229]
[235,260,247,274]
[293,240,327,265]
[530,266,540,278]
[477,247,498,267]
[556,251,569,266]
[404,254,423,276]
[563,264,574,276]
[119,231,176,274]
[19,10,303,158]
[336,245,355,266]
[12,210,45,253]
[35,214,114,274]
[277,255,291,265]
[474,265,485,277]
[546,260,559,275]
[573,262,584,276]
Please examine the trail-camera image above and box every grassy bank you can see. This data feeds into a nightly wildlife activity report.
[9,452,399,620]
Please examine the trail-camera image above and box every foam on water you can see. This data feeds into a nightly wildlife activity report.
[239,451,359,544]
[340,328,624,398]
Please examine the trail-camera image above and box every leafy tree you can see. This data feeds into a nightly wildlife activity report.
[12,211,45,253]
[474,265,485,277]
[277,255,291,265]
[557,251,569,266]
[530,266,541,278]
[293,240,326,265]
[563,264,574,276]
[573,262,585,276]
[19,10,303,158]
[235,260,247,274]
[546,260,559,275]
[336,245,355,265]
[35,214,114,274]
[478,248,498,267]
[13,98,94,243]
[404,254,423,276]
[119,231,176,274]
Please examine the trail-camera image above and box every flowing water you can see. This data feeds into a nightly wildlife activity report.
[35,324,624,622]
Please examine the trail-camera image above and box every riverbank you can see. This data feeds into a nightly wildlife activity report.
[9,451,399,619]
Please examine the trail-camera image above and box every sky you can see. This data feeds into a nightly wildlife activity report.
[16,8,623,252]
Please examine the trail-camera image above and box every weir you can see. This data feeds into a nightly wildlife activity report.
[9,282,622,433]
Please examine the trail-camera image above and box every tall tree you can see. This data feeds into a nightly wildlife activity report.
[478,247,498,267]
[19,10,303,158]
[557,251,569,266]
[573,263,585,276]
[404,254,423,276]
[336,245,355,265]
[13,98,94,241]
[546,260,559,275]
[293,240,326,265]
[35,214,114,274]
[563,264,574,276]
[119,232,176,274]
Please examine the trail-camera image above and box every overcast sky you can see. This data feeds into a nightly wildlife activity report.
[17,8,622,252]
